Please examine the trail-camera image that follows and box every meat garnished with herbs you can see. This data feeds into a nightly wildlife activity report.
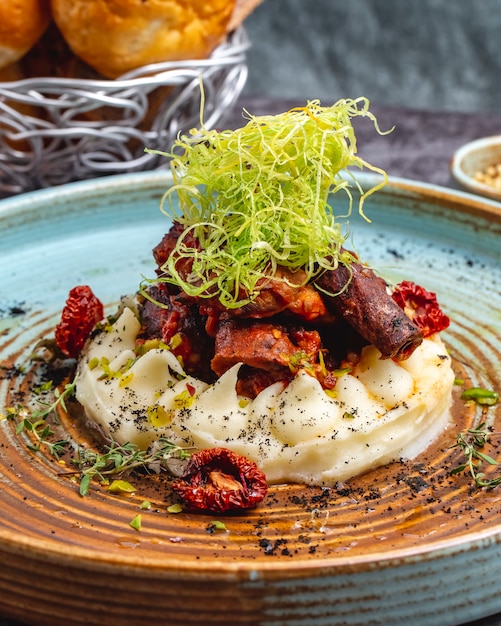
[139,221,425,399]
[72,99,456,499]
[153,226,328,322]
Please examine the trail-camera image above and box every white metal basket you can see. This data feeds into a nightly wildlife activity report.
[0,28,249,197]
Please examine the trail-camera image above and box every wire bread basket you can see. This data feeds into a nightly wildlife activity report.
[0,28,249,197]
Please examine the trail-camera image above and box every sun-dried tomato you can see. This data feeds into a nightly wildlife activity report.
[392,281,450,337]
[55,285,104,358]
[171,447,268,513]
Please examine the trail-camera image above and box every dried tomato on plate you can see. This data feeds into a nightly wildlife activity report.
[55,285,104,358]
[172,447,268,513]
[392,281,450,337]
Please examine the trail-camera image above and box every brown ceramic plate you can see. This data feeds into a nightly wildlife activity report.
[1,171,501,626]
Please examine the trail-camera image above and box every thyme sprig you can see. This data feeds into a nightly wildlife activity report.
[450,423,501,489]
[73,438,191,496]
[11,382,76,456]
[7,378,191,497]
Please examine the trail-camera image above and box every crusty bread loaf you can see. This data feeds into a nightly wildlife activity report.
[49,0,239,79]
[0,0,52,70]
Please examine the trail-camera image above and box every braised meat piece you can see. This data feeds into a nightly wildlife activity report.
[152,222,201,295]
[153,221,198,268]
[233,266,327,321]
[140,285,216,383]
[235,365,293,399]
[211,318,322,378]
[152,223,327,322]
[315,260,423,360]
[140,284,171,338]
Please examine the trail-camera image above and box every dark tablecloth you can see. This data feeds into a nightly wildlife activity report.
[2,97,501,626]
[225,97,501,189]
[227,97,501,192]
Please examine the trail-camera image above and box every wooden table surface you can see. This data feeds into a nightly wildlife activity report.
[2,96,501,626]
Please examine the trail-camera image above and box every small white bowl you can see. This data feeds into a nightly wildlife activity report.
[451,135,501,201]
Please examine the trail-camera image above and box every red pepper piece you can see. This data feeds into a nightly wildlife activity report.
[55,285,104,358]
[172,447,268,513]
[392,281,450,338]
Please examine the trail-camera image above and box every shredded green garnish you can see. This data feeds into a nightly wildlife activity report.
[151,98,389,308]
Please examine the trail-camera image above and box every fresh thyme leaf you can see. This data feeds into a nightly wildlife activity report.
[79,473,92,497]
[31,382,76,421]
[34,380,53,395]
[12,382,76,457]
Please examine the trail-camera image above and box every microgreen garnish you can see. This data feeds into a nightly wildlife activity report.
[450,383,501,488]
[16,417,68,457]
[12,381,76,456]
[450,423,501,488]
[72,438,191,497]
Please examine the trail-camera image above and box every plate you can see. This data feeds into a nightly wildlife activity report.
[1,171,501,626]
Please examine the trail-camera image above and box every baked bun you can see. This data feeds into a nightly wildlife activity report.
[50,0,239,79]
[0,0,51,70]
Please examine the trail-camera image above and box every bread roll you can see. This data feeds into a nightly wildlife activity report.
[19,23,101,81]
[49,0,238,79]
[0,0,51,70]
[18,24,174,137]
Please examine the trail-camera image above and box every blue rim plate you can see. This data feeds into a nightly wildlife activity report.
[0,171,501,626]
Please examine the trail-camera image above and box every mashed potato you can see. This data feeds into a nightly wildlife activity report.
[75,305,455,485]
